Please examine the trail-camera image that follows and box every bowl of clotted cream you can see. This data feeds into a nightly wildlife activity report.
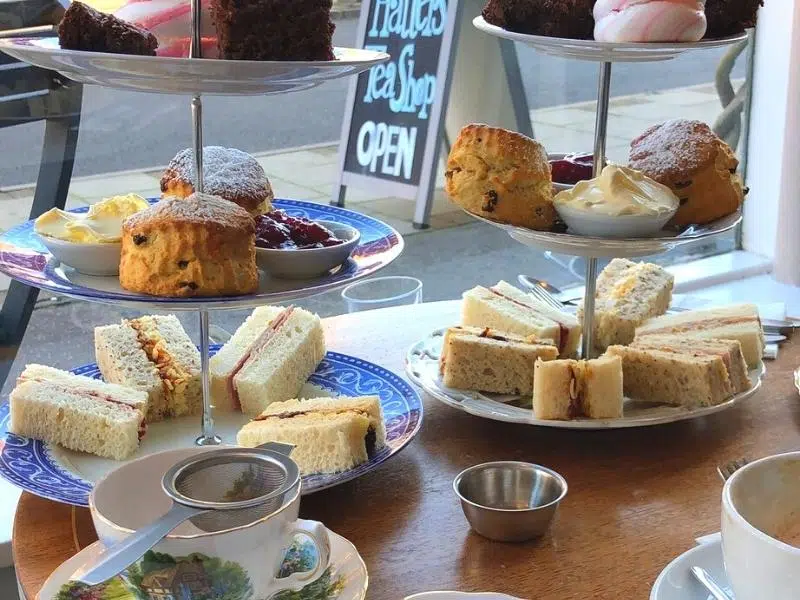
[34,194,150,276]
[552,164,679,238]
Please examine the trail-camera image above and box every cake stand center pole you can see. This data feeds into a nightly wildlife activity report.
[196,309,221,446]
[191,94,204,194]
[581,61,613,360]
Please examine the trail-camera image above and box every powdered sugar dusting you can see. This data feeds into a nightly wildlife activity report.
[628,119,722,182]
[161,146,273,206]
[124,194,255,231]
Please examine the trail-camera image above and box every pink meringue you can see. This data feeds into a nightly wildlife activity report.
[114,0,219,58]
[593,0,707,42]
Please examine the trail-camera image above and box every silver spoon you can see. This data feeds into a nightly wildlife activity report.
[691,566,734,600]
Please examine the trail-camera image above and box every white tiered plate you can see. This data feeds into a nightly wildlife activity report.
[0,37,389,95]
[39,529,368,600]
[469,211,742,258]
[0,347,423,506]
[473,16,748,62]
[0,199,403,310]
[406,328,764,430]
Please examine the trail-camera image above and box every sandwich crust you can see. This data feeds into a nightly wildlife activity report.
[445,124,556,230]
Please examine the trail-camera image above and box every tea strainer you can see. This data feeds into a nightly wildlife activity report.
[75,443,299,586]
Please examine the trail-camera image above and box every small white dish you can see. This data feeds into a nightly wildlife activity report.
[406,593,522,600]
[553,202,677,238]
[38,529,367,600]
[650,539,732,600]
[38,235,121,276]
[256,220,361,279]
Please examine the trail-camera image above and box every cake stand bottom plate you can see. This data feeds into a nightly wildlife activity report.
[0,348,423,506]
[406,328,764,430]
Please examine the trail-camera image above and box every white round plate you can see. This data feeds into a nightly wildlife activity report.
[39,528,367,600]
[0,37,388,95]
[467,210,741,258]
[0,348,423,506]
[406,328,764,430]
[473,16,748,63]
[0,199,403,310]
[650,539,732,600]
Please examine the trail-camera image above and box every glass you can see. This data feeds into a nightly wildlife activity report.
[341,276,422,313]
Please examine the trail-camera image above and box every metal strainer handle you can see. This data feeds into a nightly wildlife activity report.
[73,503,208,586]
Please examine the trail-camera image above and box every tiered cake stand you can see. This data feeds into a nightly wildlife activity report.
[0,6,425,504]
[472,16,748,358]
[405,20,760,430]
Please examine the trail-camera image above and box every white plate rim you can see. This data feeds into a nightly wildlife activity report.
[473,16,748,62]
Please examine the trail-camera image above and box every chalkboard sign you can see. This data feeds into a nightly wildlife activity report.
[335,0,463,228]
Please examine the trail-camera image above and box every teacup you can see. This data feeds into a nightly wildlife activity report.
[89,447,331,599]
[721,451,800,600]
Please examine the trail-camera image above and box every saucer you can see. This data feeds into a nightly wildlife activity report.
[39,527,367,600]
[650,539,733,600]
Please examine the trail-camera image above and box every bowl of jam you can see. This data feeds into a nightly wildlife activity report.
[254,210,360,279]
[549,153,598,192]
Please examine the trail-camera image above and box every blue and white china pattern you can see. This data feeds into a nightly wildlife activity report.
[0,199,403,309]
[0,347,422,506]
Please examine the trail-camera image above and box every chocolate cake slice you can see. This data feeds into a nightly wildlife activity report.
[482,0,595,39]
[209,0,335,61]
[58,1,158,56]
[704,0,764,38]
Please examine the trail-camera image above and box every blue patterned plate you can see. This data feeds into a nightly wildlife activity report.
[0,199,403,310]
[0,347,422,506]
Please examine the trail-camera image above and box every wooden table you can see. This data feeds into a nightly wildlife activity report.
[13,301,800,599]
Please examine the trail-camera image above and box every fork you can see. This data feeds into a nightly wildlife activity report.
[517,277,568,312]
[717,457,750,482]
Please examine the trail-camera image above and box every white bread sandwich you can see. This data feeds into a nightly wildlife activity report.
[9,364,147,460]
[439,326,558,394]
[631,335,751,394]
[210,305,325,416]
[532,355,623,420]
[578,258,673,352]
[605,345,733,407]
[237,396,386,475]
[95,314,201,422]
[462,280,581,358]
[634,303,764,369]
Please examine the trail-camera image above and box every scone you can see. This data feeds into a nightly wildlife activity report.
[161,146,274,216]
[120,194,258,297]
[629,119,745,227]
[445,123,556,230]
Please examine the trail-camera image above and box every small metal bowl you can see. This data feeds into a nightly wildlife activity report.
[453,461,567,542]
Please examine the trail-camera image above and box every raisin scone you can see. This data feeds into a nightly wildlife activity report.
[161,147,273,216]
[120,194,258,297]
[628,119,745,227]
[445,124,556,230]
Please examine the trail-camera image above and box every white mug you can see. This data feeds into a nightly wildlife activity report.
[721,451,800,600]
[89,447,331,599]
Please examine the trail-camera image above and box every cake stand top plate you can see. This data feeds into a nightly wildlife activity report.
[0,37,389,95]
[469,210,741,258]
[473,16,748,63]
[0,199,404,310]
